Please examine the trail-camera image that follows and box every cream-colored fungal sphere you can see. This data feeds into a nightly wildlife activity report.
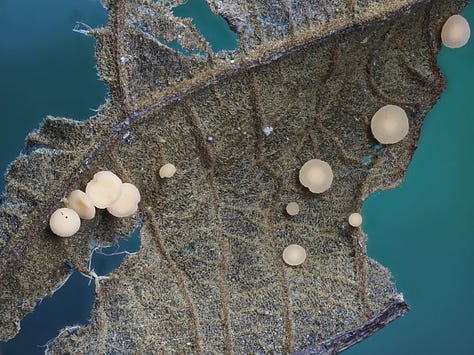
[299,159,333,193]
[65,190,96,220]
[107,183,141,217]
[282,244,307,266]
[370,105,409,144]
[286,202,300,216]
[159,163,176,178]
[49,208,81,237]
[348,212,363,227]
[442,15,470,49]
[86,171,123,209]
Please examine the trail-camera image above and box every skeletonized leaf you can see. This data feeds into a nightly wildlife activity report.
[0,0,467,353]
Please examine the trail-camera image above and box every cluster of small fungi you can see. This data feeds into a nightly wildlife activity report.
[49,171,141,237]
[47,15,470,261]
[281,14,470,266]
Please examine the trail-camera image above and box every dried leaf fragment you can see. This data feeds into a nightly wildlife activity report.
[0,0,469,354]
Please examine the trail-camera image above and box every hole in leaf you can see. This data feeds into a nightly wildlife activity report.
[0,224,142,354]
[172,0,239,52]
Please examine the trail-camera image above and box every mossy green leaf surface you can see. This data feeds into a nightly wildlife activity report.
[0,0,468,353]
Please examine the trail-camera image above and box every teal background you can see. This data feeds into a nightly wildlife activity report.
[348,3,474,354]
[0,0,473,353]
[0,0,108,185]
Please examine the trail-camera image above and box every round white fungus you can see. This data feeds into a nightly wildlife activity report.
[348,212,363,227]
[442,15,470,49]
[159,163,176,178]
[286,202,300,216]
[65,190,96,220]
[282,244,307,266]
[370,105,409,144]
[107,183,141,218]
[86,171,123,209]
[49,208,81,237]
[299,159,334,193]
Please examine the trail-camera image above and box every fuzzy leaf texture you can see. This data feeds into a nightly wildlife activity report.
[0,0,468,353]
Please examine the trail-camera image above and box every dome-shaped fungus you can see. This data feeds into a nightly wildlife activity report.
[282,244,307,266]
[107,183,141,218]
[286,202,300,216]
[370,105,409,144]
[65,190,96,220]
[442,15,470,48]
[159,163,176,178]
[49,208,81,237]
[348,212,363,227]
[299,159,334,193]
[86,171,123,209]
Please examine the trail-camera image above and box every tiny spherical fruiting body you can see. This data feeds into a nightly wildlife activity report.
[107,183,141,217]
[286,202,300,216]
[282,244,307,266]
[159,163,176,178]
[86,171,123,209]
[65,190,96,220]
[299,159,334,193]
[371,105,409,144]
[49,208,81,237]
[348,212,363,227]
[441,15,470,48]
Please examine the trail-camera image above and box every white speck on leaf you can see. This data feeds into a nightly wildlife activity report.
[263,126,273,136]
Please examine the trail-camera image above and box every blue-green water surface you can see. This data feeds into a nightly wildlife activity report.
[0,1,473,354]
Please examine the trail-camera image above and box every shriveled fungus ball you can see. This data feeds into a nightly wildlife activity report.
[286,202,300,216]
[348,212,363,227]
[65,190,95,220]
[299,159,334,193]
[442,15,470,48]
[86,171,123,209]
[49,208,81,237]
[370,105,409,144]
[282,244,307,266]
[159,163,176,178]
[107,183,141,218]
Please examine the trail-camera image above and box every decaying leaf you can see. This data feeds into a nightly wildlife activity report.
[0,0,468,353]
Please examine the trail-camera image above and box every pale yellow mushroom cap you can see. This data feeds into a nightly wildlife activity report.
[107,183,141,218]
[86,171,123,209]
[65,190,96,220]
[282,244,307,266]
[49,208,81,237]
[286,202,300,216]
[159,163,176,178]
[348,212,363,227]
[370,105,409,144]
[299,159,333,193]
[442,15,470,49]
